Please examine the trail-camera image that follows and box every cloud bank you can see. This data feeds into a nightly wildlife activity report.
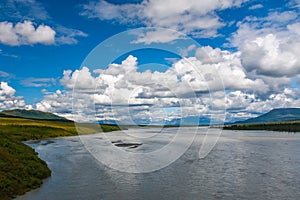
[81,0,249,43]
[34,45,300,123]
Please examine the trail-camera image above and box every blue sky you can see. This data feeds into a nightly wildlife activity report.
[0,0,300,124]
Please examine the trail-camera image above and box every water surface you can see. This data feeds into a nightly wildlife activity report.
[17,128,300,200]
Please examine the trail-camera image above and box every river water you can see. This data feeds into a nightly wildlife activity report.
[17,128,300,200]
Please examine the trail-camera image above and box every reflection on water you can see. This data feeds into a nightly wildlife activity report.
[17,128,300,200]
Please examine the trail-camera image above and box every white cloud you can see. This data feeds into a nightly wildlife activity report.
[248,4,263,10]
[0,0,88,46]
[230,9,300,90]
[0,82,15,97]
[55,26,88,45]
[21,78,56,87]
[36,89,71,112]
[0,70,10,77]
[34,45,300,122]
[132,29,186,44]
[191,46,268,93]
[81,0,249,43]
[36,50,300,122]
[0,0,49,21]
[0,49,18,58]
[81,0,143,24]
[60,67,96,89]
[231,11,300,46]
[239,33,300,77]
[35,55,209,122]
[246,88,300,113]
[266,11,298,23]
[287,22,300,37]
[288,0,300,9]
[225,88,300,122]
[0,82,28,110]
[0,20,56,46]
[37,48,273,123]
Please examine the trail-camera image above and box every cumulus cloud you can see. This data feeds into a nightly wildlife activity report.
[0,82,15,97]
[81,0,248,43]
[0,82,29,110]
[239,33,300,77]
[36,90,71,112]
[231,10,300,78]
[0,0,87,46]
[60,67,96,89]
[252,88,300,112]
[192,46,268,93]
[227,8,300,97]
[225,88,300,122]
[226,91,256,111]
[35,49,300,123]
[0,20,56,46]
[37,47,274,123]
[0,20,88,46]
[35,55,206,122]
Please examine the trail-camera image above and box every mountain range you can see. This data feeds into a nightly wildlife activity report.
[1,108,300,125]
[167,108,300,126]
[233,108,300,124]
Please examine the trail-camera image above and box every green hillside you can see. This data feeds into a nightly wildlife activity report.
[0,110,121,200]
[0,109,71,122]
[236,108,300,124]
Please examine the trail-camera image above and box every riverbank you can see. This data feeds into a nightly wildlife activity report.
[0,117,120,200]
[223,121,300,132]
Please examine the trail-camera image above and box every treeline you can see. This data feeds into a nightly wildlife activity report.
[223,121,300,132]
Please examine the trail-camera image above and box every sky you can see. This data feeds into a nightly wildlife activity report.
[0,0,300,124]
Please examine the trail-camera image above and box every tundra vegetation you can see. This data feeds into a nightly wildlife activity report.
[0,117,120,200]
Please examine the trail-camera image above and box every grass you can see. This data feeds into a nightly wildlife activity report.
[223,120,300,132]
[0,117,120,200]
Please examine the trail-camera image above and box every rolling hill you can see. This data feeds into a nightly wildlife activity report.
[234,108,300,124]
[0,109,121,200]
[0,109,71,122]
[224,108,300,132]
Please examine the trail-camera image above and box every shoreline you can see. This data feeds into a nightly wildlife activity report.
[0,117,120,200]
[223,121,300,132]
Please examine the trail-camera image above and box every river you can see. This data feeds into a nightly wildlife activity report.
[17,128,300,200]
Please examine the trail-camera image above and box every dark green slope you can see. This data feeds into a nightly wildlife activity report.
[0,109,71,122]
[0,112,121,199]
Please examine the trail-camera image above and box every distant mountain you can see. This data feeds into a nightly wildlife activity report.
[234,108,300,124]
[165,116,211,126]
[0,109,72,122]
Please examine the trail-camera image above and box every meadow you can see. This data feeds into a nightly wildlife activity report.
[0,117,120,200]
